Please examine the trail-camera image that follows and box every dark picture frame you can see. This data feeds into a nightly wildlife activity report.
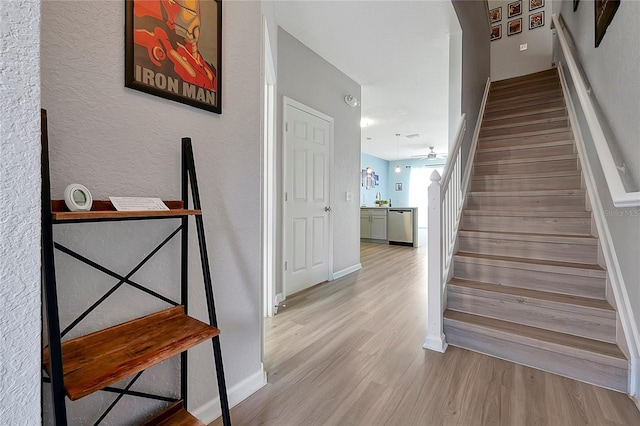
[529,0,545,11]
[125,0,222,114]
[508,1,522,18]
[595,0,620,47]
[491,24,502,41]
[489,7,502,23]
[508,18,523,36]
[529,11,545,30]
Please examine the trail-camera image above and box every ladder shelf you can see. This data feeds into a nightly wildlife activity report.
[41,110,231,425]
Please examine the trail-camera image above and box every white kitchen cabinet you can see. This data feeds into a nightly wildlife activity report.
[360,208,388,240]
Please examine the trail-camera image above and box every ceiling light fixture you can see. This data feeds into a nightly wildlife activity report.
[344,95,360,107]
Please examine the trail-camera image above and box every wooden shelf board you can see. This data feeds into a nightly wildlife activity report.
[51,200,201,221]
[140,400,205,426]
[43,306,219,401]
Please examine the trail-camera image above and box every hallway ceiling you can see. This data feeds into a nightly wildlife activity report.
[274,0,461,161]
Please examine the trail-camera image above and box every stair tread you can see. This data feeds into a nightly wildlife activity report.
[483,105,566,121]
[481,115,567,131]
[491,69,558,87]
[42,306,219,401]
[475,154,577,166]
[472,170,581,180]
[141,401,205,426]
[485,98,565,114]
[469,189,584,197]
[444,310,626,363]
[455,251,604,272]
[477,140,574,153]
[480,127,572,142]
[458,229,598,244]
[463,209,591,217]
[448,278,613,312]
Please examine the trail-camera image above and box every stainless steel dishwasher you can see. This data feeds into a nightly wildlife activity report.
[387,209,414,245]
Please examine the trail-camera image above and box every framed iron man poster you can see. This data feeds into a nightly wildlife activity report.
[125,0,222,113]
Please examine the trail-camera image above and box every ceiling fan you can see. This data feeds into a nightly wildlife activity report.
[411,146,447,159]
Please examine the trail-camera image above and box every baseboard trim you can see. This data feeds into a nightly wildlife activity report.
[631,357,640,411]
[332,263,362,280]
[559,64,640,401]
[192,365,267,423]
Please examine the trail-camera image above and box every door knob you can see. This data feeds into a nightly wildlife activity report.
[324,206,332,212]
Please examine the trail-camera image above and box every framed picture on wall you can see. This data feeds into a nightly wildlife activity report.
[508,1,522,18]
[508,18,523,36]
[491,24,502,41]
[395,183,403,192]
[125,0,222,114]
[529,0,544,11]
[529,11,544,30]
[595,0,620,47]
[489,7,502,23]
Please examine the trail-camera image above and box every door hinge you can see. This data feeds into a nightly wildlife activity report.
[284,261,288,271]
[285,192,288,201]
[286,122,288,132]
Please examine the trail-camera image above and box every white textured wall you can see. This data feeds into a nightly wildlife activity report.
[553,0,640,374]
[0,0,42,423]
[489,0,554,81]
[41,0,262,423]
[276,27,362,296]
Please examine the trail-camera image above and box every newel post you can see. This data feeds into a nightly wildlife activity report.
[423,170,448,352]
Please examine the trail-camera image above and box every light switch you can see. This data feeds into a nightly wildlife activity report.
[520,43,528,51]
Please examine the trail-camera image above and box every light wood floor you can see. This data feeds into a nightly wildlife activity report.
[210,243,640,426]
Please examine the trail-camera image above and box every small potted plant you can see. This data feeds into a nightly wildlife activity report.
[374,199,389,207]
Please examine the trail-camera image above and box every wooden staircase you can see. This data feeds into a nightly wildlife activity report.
[443,69,629,392]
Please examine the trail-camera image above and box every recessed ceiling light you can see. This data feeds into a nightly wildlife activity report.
[360,118,374,128]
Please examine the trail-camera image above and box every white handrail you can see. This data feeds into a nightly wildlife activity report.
[552,13,640,207]
[440,114,466,190]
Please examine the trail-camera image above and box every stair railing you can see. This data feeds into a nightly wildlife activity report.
[423,115,465,353]
[551,13,640,207]
[423,77,491,353]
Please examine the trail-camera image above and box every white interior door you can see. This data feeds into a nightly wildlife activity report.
[284,97,333,296]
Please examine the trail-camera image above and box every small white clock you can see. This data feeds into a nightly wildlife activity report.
[64,183,93,212]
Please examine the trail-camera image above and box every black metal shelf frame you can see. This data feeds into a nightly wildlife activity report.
[41,110,231,425]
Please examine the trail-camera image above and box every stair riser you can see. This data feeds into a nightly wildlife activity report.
[486,91,564,109]
[458,236,598,265]
[462,214,592,236]
[474,159,578,176]
[466,194,585,211]
[443,321,628,392]
[447,290,616,343]
[489,84,562,102]
[453,261,606,299]
[484,103,566,122]
[479,131,574,149]
[491,77,560,92]
[472,175,582,192]
[485,98,565,116]
[480,121,569,139]
[476,144,575,163]
[482,114,568,133]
